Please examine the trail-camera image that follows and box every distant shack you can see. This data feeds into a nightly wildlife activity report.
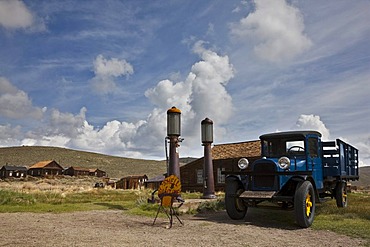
[116,175,148,190]
[28,160,64,177]
[0,165,28,179]
[64,166,90,176]
[89,168,106,177]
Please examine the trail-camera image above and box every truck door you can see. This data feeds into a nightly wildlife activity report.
[307,135,323,189]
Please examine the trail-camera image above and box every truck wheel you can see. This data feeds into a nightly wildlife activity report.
[225,179,247,220]
[335,181,348,208]
[294,180,315,228]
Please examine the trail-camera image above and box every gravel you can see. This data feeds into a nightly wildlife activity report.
[0,210,365,247]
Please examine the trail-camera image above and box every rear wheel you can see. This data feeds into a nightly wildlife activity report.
[335,181,348,208]
[225,179,247,220]
[294,180,315,228]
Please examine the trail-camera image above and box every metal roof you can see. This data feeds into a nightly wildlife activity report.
[260,130,322,140]
[1,165,27,171]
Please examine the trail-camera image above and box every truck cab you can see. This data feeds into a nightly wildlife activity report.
[224,131,359,228]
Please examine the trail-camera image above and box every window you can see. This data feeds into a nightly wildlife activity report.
[308,137,318,157]
[196,169,203,184]
[217,168,225,184]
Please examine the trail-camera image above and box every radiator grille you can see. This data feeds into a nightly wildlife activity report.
[252,162,277,190]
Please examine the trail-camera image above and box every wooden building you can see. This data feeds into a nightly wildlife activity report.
[116,175,148,190]
[180,140,261,192]
[144,175,165,190]
[0,165,28,179]
[64,166,90,176]
[89,168,106,177]
[28,160,64,177]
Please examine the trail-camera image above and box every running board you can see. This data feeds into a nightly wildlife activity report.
[239,191,276,199]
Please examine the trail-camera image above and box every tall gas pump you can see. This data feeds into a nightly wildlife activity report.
[166,106,182,179]
[201,117,216,199]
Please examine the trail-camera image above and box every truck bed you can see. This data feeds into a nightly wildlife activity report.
[322,139,359,180]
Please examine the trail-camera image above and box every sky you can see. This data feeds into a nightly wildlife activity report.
[0,0,369,166]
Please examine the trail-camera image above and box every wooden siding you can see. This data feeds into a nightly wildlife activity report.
[116,175,148,190]
[64,167,90,176]
[180,140,261,192]
[0,166,28,179]
[28,160,64,177]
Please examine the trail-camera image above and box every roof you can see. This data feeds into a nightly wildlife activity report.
[260,130,322,139]
[89,168,105,173]
[212,140,261,160]
[29,160,63,169]
[67,166,90,171]
[29,160,54,168]
[1,165,27,171]
[145,175,165,183]
[122,174,148,179]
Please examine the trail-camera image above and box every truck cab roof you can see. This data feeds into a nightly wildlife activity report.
[260,131,322,140]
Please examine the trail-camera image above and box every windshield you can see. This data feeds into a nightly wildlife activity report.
[262,138,305,157]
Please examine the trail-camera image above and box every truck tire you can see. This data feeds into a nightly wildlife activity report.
[225,179,247,220]
[294,180,315,228]
[335,181,348,208]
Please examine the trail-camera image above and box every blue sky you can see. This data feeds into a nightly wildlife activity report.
[0,0,369,166]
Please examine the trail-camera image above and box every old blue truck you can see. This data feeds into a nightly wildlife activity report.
[224,131,359,227]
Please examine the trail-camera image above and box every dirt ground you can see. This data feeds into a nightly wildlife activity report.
[0,209,366,247]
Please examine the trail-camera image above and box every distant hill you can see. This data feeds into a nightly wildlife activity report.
[0,146,168,179]
[352,166,370,188]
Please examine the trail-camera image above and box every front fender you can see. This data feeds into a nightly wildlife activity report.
[226,174,248,190]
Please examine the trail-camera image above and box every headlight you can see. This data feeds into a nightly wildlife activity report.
[238,158,249,170]
[278,156,291,170]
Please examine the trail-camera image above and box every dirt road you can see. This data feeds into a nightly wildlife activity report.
[0,210,365,247]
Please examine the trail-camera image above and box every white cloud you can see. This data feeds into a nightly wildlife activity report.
[0,42,235,159]
[0,77,44,119]
[294,114,330,140]
[230,0,312,62]
[293,114,370,167]
[48,107,87,137]
[0,0,45,31]
[0,0,33,29]
[145,41,235,155]
[91,54,134,95]
[0,124,22,147]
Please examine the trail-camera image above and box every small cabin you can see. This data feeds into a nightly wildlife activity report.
[0,165,28,179]
[28,160,64,177]
[116,175,148,190]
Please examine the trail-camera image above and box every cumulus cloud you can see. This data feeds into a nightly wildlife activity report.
[355,137,370,167]
[145,41,235,154]
[293,114,369,167]
[230,0,312,62]
[0,0,45,31]
[0,42,235,159]
[0,77,44,119]
[90,54,134,95]
[294,114,330,140]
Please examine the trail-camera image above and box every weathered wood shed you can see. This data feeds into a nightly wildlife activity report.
[180,140,261,192]
[64,166,90,176]
[116,175,148,190]
[89,168,106,177]
[0,165,28,179]
[28,160,64,177]
[144,175,165,190]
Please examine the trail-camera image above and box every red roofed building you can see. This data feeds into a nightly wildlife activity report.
[28,160,64,177]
